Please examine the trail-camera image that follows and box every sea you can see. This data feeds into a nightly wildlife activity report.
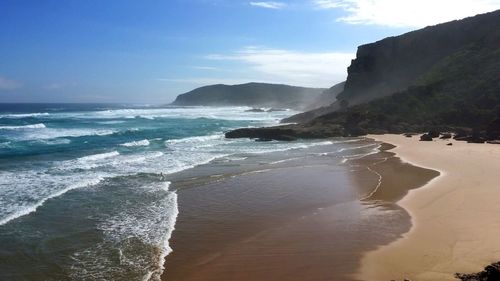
[0,103,355,281]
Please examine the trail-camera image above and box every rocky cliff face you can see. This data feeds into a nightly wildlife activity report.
[282,9,500,124]
[227,10,500,141]
[337,9,500,105]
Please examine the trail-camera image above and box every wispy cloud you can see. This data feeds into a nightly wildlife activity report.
[205,46,354,87]
[0,76,21,91]
[312,0,500,27]
[250,1,287,9]
[191,66,219,71]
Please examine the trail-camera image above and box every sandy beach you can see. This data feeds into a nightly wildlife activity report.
[161,139,438,281]
[359,134,500,281]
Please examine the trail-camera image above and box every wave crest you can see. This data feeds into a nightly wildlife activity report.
[120,139,150,147]
[0,123,46,130]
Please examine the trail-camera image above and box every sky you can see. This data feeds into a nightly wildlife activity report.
[1,0,499,104]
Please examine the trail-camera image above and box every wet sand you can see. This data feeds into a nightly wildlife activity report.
[161,140,438,281]
[359,135,500,281]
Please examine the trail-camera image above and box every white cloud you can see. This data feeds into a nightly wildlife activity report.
[205,46,354,87]
[0,76,21,90]
[312,0,500,27]
[250,1,287,9]
[191,66,219,71]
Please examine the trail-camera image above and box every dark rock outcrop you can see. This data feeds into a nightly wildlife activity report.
[456,262,500,281]
[225,123,344,141]
[420,134,433,141]
[440,133,452,139]
[245,108,265,112]
[428,130,440,138]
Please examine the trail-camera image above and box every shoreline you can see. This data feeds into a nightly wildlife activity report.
[160,138,438,280]
[358,134,500,281]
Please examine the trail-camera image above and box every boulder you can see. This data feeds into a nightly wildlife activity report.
[245,108,265,112]
[454,128,473,140]
[420,134,433,141]
[440,133,452,139]
[428,130,440,138]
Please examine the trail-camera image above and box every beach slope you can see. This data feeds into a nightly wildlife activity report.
[359,135,500,281]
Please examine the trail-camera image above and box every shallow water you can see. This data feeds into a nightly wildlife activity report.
[162,140,438,281]
[0,104,344,280]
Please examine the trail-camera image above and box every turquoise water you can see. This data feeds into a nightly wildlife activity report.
[0,104,336,280]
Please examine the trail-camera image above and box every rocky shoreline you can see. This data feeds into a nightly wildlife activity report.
[225,123,344,141]
[225,124,500,144]
[456,262,500,281]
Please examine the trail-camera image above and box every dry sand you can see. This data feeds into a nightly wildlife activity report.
[358,134,500,281]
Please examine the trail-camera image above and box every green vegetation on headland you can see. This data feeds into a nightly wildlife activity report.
[171,82,343,111]
[226,9,500,143]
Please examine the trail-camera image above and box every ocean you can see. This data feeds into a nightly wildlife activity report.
[0,104,346,280]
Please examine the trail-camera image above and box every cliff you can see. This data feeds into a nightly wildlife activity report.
[227,10,500,142]
[284,9,500,123]
[171,82,327,110]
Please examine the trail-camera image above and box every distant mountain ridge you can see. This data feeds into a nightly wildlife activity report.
[171,82,339,110]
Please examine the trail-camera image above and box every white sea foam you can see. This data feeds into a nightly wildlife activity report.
[0,112,50,118]
[97,120,126,125]
[8,127,117,141]
[0,176,104,226]
[223,156,248,162]
[341,145,382,161]
[242,140,333,155]
[0,123,46,130]
[0,141,11,148]
[36,138,71,145]
[69,106,297,124]
[337,143,379,152]
[78,151,120,162]
[120,139,150,147]
[107,152,164,167]
[69,182,179,281]
[103,183,178,281]
[165,134,222,145]
[269,157,303,165]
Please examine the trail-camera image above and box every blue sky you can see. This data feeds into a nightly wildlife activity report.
[1,0,499,103]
